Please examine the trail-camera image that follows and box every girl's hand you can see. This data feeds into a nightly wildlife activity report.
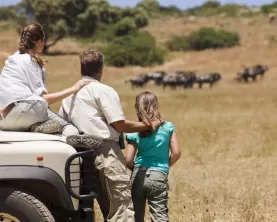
[71,79,92,93]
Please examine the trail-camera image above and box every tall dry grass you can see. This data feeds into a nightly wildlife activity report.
[1,16,277,221]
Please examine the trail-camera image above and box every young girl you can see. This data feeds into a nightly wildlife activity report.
[0,23,96,146]
[125,91,181,222]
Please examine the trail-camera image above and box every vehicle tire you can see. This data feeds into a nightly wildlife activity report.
[0,188,55,222]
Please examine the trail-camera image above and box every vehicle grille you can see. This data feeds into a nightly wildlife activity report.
[65,149,98,200]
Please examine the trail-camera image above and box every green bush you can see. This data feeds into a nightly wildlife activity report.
[136,0,160,12]
[167,27,240,51]
[134,9,149,28]
[202,1,221,8]
[159,6,184,17]
[114,17,137,36]
[167,35,189,51]
[104,32,166,67]
[186,27,240,50]
[261,2,277,14]
[99,6,122,24]
[186,1,248,17]
[91,23,116,41]
[0,6,16,20]
[220,4,249,17]
[121,7,136,17]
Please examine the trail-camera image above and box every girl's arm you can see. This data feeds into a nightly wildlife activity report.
[125,142,137,170]
[42,79,92,105]
[169,132,181,167]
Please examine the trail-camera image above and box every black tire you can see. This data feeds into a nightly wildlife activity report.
[0,188,55,222]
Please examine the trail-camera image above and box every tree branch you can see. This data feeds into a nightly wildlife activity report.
[45,35,64,49]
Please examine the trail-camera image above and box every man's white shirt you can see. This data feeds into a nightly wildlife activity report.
[59,77,125,142]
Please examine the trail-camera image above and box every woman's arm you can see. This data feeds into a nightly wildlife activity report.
[125,142,137,170]
[42,79,92,105]
[169,132,181,167]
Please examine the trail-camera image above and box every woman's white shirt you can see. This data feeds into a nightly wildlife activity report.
[0,51,48,110]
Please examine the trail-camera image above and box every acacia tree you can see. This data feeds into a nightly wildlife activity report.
[19,0,74,53]
[14,0,150,53]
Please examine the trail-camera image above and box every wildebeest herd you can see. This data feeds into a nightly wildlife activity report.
[125,71,222,89]
[125,64,269,89]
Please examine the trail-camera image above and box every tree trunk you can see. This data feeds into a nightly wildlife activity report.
[43,35,64,54]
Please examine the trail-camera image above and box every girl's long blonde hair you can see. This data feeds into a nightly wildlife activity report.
[135,91,162,134]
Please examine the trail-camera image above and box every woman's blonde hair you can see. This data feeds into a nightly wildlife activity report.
[135,91,162,133]
[19,23,45,67]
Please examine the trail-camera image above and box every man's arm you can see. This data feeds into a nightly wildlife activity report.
[111,120,150,133]
[99,89,161,133]
[99,90,150,133]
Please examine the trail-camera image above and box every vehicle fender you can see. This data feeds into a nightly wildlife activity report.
[0,166,74,211]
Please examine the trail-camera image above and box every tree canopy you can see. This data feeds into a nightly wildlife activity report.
[11,0,150,53]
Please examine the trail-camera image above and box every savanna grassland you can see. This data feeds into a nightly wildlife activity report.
[1,14,277,221]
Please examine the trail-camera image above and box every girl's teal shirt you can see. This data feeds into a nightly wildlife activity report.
[126,121,175,174]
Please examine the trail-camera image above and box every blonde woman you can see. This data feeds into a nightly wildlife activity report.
[125,91,181,222]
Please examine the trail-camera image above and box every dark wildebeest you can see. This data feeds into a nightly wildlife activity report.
[161,71,197,89]
[252,64,268,78]
[235,65,268,82]
[174,71,197,88]
[269,13,276,24]
[162,72,191,89]
[125,74,150,89]
[196,72,222,89]
[182,71,197,88]
[146,71,166,85]
[235,68,251,82]
[161,72,179,89]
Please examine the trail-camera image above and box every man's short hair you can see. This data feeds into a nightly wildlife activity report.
[79,49,104,77]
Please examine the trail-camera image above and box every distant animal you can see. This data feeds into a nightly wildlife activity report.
[253,64,268,78]
[125,74,150,89]
[183,71,197,88]
[146,71,166,85]
[174,71,197,88]
[269,13,276,24]
[160,71,197,89]
[235,65,268,82]
[235,68,251,82]
[161,72,180,89]
[196,73,222,89]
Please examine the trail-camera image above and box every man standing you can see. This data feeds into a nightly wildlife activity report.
[59,49,157,222]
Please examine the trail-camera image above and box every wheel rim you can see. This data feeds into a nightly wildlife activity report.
[0,213,20,222]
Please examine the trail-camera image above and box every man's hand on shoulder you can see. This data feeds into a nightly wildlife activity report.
[111,120,149,133]
[151,120,163,130]
[111,119,164,133]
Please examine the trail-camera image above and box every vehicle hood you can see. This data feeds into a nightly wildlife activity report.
[0,131,66,143]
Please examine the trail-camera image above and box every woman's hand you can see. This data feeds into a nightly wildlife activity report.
[42,79,92,104]
[71,79,92,93]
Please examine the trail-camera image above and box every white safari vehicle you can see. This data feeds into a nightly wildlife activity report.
[0,131,99,222]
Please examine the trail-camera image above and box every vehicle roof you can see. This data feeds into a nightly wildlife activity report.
[0,131,66,143]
